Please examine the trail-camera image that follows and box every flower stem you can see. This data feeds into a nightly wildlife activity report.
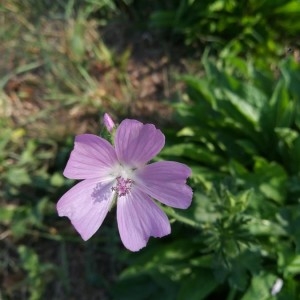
[162,206,203,230]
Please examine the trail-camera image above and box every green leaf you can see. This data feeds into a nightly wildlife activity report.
[18,245,55,300]
[0,205,15,224]
[260,80,294,139]
[284,255,300,276]
[230,250,262,291]
[7,168,31,186]
[161,143,226,167]
[50,172,66,187]
[241,272,277,300]
[275,1,300,14]
[270,80,294,128]
[113,273,177,300]
[242,157,288,203]
[280,58,300,99]
[178,269,218,300]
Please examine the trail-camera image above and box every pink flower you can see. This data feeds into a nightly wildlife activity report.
[57,119,193,251]
[103,113,115,132]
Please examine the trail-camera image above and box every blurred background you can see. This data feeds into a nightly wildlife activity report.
[1,0,300,299]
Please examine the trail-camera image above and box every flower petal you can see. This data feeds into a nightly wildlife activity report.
[57,178,114,240]
[115,119,165,167]
[117,188,171,251]
[64,134,118,180]
[135,161,193,209]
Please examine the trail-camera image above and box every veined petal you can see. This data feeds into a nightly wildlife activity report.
[115,119,165,167]
[117,188,171,251]
[64,134,118,180]
[135,161,193,209]
[57,178,114,240]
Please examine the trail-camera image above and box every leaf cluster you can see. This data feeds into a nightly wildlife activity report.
[149,0,300,59]
[114,56,300,299]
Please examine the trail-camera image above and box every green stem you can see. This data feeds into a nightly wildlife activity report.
[162,206,203,230]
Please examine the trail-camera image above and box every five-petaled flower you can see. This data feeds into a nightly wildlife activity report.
[57,118,193,251]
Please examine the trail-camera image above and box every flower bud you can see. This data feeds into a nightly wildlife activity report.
[103,113,115,132]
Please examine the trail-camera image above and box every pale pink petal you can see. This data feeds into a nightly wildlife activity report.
[114,119,165,167]
[64,134,118,180]
[135,161,193,209]
[117,188,171,251]
[57,178,114,240]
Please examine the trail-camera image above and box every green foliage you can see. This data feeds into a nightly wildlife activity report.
[114,56,300,298]
[18,246,56,300]
[150,0,300,58]
[2,0,300,299]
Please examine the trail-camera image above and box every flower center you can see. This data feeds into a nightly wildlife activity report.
[112,176,134,197]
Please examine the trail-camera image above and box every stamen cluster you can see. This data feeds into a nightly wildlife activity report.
[112,177,134,196]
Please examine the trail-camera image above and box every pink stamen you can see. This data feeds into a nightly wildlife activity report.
[112,177,133,197]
